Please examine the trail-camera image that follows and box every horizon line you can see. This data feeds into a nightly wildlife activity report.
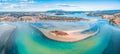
[0,9,120,12]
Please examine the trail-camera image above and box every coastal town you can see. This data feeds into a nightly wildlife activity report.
[0,12,88,22]
[0,11,120,26]
[0,0,120,54]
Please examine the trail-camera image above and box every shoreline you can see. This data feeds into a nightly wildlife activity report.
[0,24,16,53]
[33,25,99,42]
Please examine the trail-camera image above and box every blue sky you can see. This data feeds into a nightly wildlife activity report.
[0,0,120,11]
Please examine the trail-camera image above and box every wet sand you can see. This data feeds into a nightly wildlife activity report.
[38,28,99,42]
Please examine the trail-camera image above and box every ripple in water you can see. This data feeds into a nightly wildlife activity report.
[1,19,120,54]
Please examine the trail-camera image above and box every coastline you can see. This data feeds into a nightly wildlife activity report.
[33,25,99,42]
[0,24,16,53]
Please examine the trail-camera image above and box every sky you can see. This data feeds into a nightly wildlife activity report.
[0,0,120,11]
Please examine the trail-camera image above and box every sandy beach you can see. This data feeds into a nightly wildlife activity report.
[38,27,99,42]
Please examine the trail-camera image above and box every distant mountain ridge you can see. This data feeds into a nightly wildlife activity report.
[87,10,120,16]
[46,9,65,13]
[46,9,83,15]
[0,10,120,16]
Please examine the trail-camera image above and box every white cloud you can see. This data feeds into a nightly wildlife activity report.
[0,0,35,10]
[5,4,18,9]
[56,4,76,7]
[0,0,35,3]
[4,4,23,9]
[0,1,119,11]
[0,3,29,9]
[0,0,29,2]
[20,0,35,3]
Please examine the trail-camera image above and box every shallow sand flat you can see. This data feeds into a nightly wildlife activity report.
[39,28,99,42]
[0,24,16,52]
[62,29,89,34]
[0,24,16,37]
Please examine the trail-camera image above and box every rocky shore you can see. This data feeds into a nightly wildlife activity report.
[0,13,89,22]
[102,13,120,25]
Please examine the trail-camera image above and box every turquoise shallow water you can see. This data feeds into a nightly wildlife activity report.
[1,14,120,54]
[6,19,119,54]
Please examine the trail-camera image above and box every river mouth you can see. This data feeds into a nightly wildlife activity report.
[31,21,99,42]
[0,19,120,54]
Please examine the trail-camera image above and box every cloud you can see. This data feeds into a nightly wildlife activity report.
[0,0,35,3]
[20,0,35,3]
[0,3,28,9]
[4,4,24,9]
[56,4,76,7]
[0,0,29,2]
[0,0,35,9]
[5,4,18,9]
